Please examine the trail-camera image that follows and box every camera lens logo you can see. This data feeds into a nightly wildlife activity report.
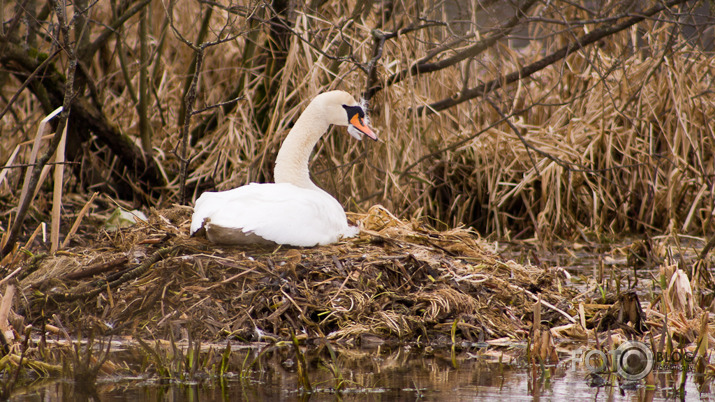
[614,341,654,381]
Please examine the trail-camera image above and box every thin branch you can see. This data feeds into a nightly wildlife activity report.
[1,0,78,259]
[82,0,153,60]
[138,6,151,157]
[417,0,689,115]
[164,0,248,204]
[260,7,365,71]
[1,161,80,170]
[362,21,446,100]
[369,0,539,96]
[399,99,666,181]
[398,109,516,179]
[362,29,387,101]
[178,45,205,205]
[484,97,540,176]
[0,49,61,122]
[191,96,245,116]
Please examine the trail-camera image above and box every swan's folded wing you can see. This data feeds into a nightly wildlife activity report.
[191,183,355,247]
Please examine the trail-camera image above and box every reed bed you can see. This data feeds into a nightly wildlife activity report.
[1,0,713,242]
[2,2,715,395]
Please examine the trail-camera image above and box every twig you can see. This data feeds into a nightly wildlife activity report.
[178,45,205,205]
[206,266,259,291]
[0,161,80,170]
[61,192,99,249]
[369,0,538,96]
[0,48,61,122]
[400,93,667,181]
[398,107,518,179]
[82,0,152,60]
[138,6,151,157]
[494,275,576,324]
[62,255,129,281]
[484,97,540,176]
[417,0,690,114]
[176,5,214,126]
[0,0,78,259]
[165,0,246,205]
[362,29,387,101]
[46,246,177,303]
[191,96,245,116]
[0,267,23,288]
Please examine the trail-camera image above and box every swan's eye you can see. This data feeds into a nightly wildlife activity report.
[342,105,377,141]
[342,105,364,119]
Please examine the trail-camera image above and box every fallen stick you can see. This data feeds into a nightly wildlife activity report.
[62,255,129,281]
[45,246,178,303]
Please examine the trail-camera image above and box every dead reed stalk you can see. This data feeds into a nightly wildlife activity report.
[0,0,713,256]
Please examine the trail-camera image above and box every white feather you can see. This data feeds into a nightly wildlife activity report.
[190,91,371,247]
[191,183,358,247]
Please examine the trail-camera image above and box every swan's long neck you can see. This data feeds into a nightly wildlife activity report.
[274,101,331,189]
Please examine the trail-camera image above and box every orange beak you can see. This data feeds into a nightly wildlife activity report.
[350,114,377,141]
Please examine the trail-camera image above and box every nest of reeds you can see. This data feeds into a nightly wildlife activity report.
[16,205,574,345]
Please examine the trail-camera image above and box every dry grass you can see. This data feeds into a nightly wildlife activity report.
[2,2,715,394]
[8,204,714,362]
[17,205,573,344]
[2,1,714,242]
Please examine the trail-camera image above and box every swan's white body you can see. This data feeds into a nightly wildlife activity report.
[190,90,376,247]
[190,183,359,246]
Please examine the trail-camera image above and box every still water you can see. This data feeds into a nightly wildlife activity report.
[7,344,712,401]
[7,237,713,401]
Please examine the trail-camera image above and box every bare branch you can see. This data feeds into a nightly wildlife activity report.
[363,20,449,100]
[1,0,78,258]
[417,0,690,115]
[0,49,61,122]
[165,0,249,204]
[1,161,80,170]
[191,96,245,116]
[369,0,539,96]
[82,0,153,59]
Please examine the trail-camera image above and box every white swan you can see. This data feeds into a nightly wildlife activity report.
[190,90,377,247]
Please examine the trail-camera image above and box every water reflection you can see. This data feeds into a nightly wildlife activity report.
[7,344,711,401]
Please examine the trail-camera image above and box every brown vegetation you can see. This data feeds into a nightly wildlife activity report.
[0,0,714,394]
[17,206,572,343]
[0,205,712,396]
[1,1,714,253]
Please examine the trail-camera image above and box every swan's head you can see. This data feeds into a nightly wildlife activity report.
[316,90,377,141]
